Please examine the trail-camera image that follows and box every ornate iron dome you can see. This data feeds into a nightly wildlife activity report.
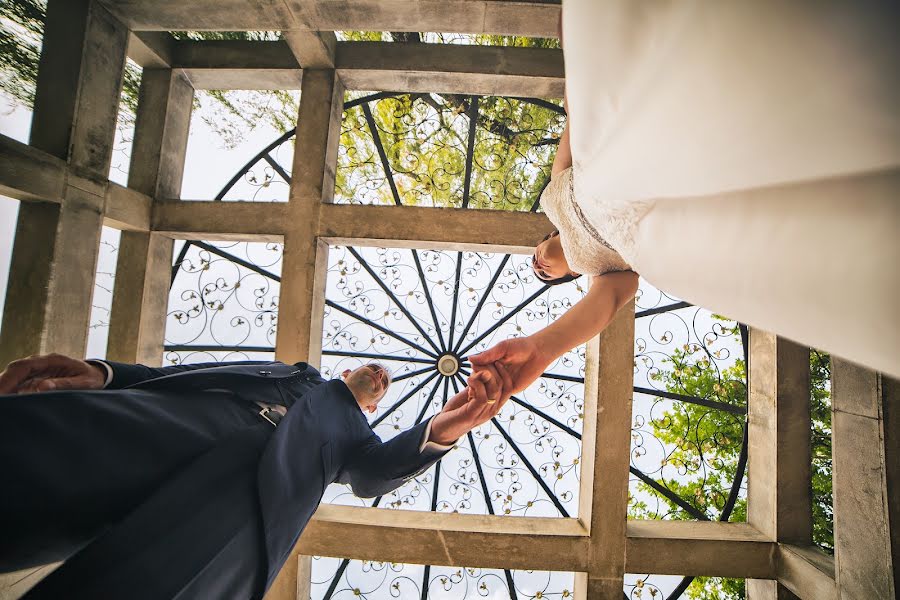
[213,91,565,210]
[163,101,749,598]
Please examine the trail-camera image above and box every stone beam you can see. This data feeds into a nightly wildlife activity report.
[127,31,174,68]
[318,204,553,252]
[289,1,561,37]
[747,332,812,543]
[625,521,776,579]
[0,0,127,364]
[0,133,66,203]
[831,363,898,599]
[98,0,293,31]
[98,0,560,36]
[746,331,811,599]
[577,303,635,598]
[132,39,563,94]
[776,545,836,600]
[151,201,289,240]
[152,202,553,254]
[284,30,336,69]
[106,67,193,365]
[104,183,151,231]
[30,0,127,173]
[277,69,344,365]
[297,505,590,571]
[172,40,303,90]
[288,507,781,577]
[336,42,564,96]
[105,232,173,365]
[127,69,194,199]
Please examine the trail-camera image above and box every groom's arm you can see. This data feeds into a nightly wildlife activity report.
[339,371,509,497]
[91,360,277,389]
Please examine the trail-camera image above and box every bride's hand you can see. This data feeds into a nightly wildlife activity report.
[467,336,552,396]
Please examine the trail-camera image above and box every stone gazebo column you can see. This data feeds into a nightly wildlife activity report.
[0,0,127,365]
[746,331,811,600]
[275,69,344,366]
[831,362,898,599]
[106,69,194,365]
[268,68,345,600]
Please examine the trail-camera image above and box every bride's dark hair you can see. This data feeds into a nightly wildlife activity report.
[534,231,582,286]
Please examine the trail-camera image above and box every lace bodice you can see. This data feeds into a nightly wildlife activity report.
[538,167,634,276]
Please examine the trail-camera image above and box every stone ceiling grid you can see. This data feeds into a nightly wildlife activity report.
[5,2,873,598]
[99,0,561,36]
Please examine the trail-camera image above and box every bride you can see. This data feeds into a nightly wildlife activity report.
[472,1,900,387]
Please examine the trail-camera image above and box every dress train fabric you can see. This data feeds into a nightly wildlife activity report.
[563,0,900,375]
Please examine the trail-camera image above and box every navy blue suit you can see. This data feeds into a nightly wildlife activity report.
[0,360,448,598]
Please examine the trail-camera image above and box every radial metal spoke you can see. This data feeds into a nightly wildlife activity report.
[467,430,494,515]
[170,241,193,287]
[509,396,582,440]
[455,371,573,516]
[420,565,431,600]
[504,569,520,600]
[633,386,747,415]
[343,91,400,111]
[453,255,512,355]
[214,127,296,200]
[446,252,464,350]
[371,372,439,428]
[321,558,350,600]
[347,247,442,355]
[414,377,443,425]
[540,372,583,384]
[429,378,451,512]
[719,420,749,521]
[460,96,479,209]
[529,177,551,213]
[262,152,291,184]
[192,241,281,282]
[635,300,692,318]
[491,416,570,517]
[629,467,710,521]
[361,102,403,206]
[411,249,446,351]
[457,367,582,440]
[322,496,382,600]
[325,300,438,358]
[458,284,550,357]
[666,578,695,600]
[388,366,433,384]
[322,350,433,364]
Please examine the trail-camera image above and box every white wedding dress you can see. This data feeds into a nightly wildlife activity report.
[561,0,900,377]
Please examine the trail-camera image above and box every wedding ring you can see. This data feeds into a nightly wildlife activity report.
[486,398,497,405]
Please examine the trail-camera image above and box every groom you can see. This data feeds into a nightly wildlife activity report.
[0,353,509,598]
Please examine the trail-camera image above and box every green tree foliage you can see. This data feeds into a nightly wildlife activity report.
[337,92,563,209]
[630,318,834,598]
[0,0,44,107]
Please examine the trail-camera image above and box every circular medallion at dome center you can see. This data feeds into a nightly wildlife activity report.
[436,354,460,376]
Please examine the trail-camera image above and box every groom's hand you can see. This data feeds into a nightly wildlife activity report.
[0,353,107,394]
[467,336,552,396]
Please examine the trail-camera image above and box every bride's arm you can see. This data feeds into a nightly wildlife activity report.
[469,270,638,394]
[551,117,572,177]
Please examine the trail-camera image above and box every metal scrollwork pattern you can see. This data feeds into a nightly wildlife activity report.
[320,246,586,520]
[208,91,562,209]
[163,240,281,363]
[214,129,295,202]
[334,92,564,210]
[311,557,575,600]
[629,280,748,523]
[162,239,748,599]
